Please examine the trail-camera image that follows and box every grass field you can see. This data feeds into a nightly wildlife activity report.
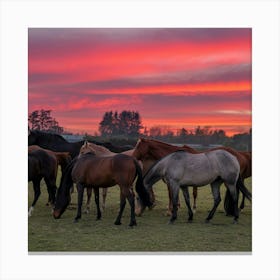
[28,171,252,253]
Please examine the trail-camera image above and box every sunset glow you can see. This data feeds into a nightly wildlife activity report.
[28,28,252,136]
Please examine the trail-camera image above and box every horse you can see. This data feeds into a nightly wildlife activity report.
[137,150,252,224]
[78,142,136,213]
[28,149,58,216]
[28,145,71,205]
[133,138,252,215]
[53,142,152,227]
[28,145,71,175]
[224,151,252,215]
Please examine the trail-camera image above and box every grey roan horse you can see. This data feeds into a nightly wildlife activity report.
[137,150,252,224]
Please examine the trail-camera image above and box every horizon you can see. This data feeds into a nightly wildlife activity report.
[28,28,252,137]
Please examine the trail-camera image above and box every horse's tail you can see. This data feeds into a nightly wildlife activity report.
[236,175,252,201]
[224,175,252,216]
[133,159,153,207]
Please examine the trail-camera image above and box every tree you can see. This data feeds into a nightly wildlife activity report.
[99,110,143,137]
[28,109,64,134]
[149,126,162,137]
[99,111,114,136]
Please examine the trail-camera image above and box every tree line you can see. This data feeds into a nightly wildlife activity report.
[28,109,252,151]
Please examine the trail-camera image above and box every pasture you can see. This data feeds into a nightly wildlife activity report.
[28,169,252,253]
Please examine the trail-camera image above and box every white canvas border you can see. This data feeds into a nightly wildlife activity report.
[0,0,279,279]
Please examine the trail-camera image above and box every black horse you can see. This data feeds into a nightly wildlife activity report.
[28,130,133,157]
[28,149,58,216]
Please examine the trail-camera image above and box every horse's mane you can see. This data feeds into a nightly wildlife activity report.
[31,130,68,144]
[87,143,113,155]
[137,138,194,159]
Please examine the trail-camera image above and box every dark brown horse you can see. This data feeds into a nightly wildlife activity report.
[28,149,58,216]
[133,138,252,215]
[53,142,152,226]
[28,145,71,175]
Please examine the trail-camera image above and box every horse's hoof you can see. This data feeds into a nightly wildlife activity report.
[165,211,172,217]
[114,221,121,225]
[73,219,79,223]
[187,219,193,223]
[233,219,238,224]
[129,222,137,227]
[205,219,210,224]
[96,217,101,221]
[168,220,175,225]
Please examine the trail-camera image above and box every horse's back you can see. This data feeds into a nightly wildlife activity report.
[28,149,57,181]
[162,150,240,186]
[205,149,240,183]
[72,153,136,187]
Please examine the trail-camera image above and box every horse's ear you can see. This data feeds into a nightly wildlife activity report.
[84,140,88,147]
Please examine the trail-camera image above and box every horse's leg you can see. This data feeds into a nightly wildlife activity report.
[44,177,57,209]
[169,182,180,224]
[127,187,136,227]
[29,179,41,216]
[84,187,92,214]
[102,188,107,211]
[167,184,173,216]
[225,183,239,223]
[205,179,223,222]
[44,178,51,206]
[114,190,126,225]
[192,186,198,213]
[181,186,193,222]
[74,183,84,223]
[94,188,102,220]
[167,183,180,216]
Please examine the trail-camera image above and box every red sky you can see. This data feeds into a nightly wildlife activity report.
[28,28,252,136]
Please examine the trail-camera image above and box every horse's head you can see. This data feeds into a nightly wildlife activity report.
[135,191,156,216]
[133,138,149,160]
[79,141,97,157]
[53,187,71,219]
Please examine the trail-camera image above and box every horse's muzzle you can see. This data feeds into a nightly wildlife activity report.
[53,209,61,219]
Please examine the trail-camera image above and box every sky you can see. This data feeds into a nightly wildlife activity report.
[28,28,252,136]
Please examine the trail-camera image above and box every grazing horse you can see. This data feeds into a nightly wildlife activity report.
[78,142,136,213]
[224,151,252,215]
[137,150,252,224]
[28,149,58,216]
[133,138,252,215]
[53,142,152,226]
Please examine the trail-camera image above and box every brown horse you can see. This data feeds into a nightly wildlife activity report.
[53,142,151,226]
[28,145,71,175]
[78,142,136,213]
[28,145,72,205]
[28,149,58,216]
[133,138,252,215]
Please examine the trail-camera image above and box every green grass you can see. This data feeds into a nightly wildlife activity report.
[28,172,252,252]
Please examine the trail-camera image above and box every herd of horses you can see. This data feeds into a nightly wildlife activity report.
[28,129,252,226]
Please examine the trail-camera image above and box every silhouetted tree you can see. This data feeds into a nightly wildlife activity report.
[99,110,143,137]
[28,109,64,134]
